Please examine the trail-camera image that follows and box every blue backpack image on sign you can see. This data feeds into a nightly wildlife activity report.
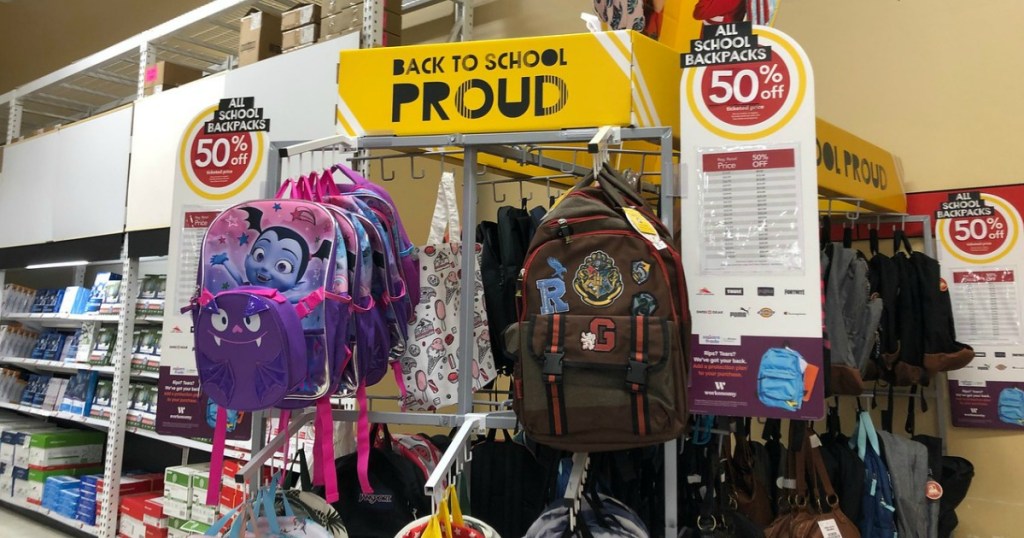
[998,387,1024,426]
[757,347,805,411]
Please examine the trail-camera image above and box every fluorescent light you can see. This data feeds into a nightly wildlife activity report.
[25,260,89,269]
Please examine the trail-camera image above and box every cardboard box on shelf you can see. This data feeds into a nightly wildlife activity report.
[142,62,203,96]
[282,23,320,52]
[323,0,401,16]
[239,9,282,67]
[164,464,208,502]
[281,3,320,31]
[322,30,401,47]
[320,5,401,37]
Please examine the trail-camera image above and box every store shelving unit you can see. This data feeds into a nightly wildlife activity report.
[0,0,463,142]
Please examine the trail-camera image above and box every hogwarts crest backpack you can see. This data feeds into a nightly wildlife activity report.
[512,164,690,452]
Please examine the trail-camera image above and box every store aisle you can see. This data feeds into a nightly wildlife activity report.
[0,507,74,537]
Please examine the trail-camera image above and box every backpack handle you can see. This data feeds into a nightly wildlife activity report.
[893,229,914,255]
[869,227,880,255]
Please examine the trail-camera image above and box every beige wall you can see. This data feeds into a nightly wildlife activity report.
[775,4,1024,536]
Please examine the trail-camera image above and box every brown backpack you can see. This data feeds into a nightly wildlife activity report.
[511,165,690,452]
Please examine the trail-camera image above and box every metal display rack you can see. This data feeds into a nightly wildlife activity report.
[241,125,682,537]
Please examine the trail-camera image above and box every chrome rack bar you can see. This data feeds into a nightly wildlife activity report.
[279,134,358,158]
[424,413,487,509]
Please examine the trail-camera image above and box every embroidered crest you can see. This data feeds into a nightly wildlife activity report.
[580,332,597,350]
[631,260,651,285]
[631,292,658,316]
[573,251,624,307]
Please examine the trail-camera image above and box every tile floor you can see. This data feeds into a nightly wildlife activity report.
[0,506,77,536]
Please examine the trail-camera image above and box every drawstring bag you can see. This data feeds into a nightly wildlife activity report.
[394,485,499,538]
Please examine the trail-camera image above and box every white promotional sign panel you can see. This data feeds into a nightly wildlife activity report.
[680,23,824,419]
[912,186,1024,429]
[155,34,360,439]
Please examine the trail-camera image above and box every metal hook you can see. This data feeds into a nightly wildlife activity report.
[476,163,488,176]
[559,150,578,174]
[491,183,506,203]
[410,155,426,180]
[378,157,396,181]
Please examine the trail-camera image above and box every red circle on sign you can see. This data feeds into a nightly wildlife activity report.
[699,53,790,127]
[188,130,254,189]
[948,210,1009,256]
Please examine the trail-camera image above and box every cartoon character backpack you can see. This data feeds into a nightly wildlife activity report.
[513,164,689,452]
[186,196,347,504]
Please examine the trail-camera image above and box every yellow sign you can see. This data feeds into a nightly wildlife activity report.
[816,118,906,214]
[336,31,680,137]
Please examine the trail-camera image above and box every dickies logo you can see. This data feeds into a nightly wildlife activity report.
[757,287,774,296]
[725,287,744,296]
[758,307,775,318]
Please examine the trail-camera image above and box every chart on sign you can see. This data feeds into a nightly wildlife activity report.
[950,269,1022,345]
[699,147,802,275]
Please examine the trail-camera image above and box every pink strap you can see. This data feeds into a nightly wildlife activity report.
[206,406,228,505]
[196,289,216,307]
[277,410,291,486]
[356,383,373,494]
[316,397,338,502]
[275,178,295,199]
[239,287,288,302]
[295,289,325,319]
[393,365,409,410]
[308,171,324,203]
[318,170,342,197]
[331,163,368,186]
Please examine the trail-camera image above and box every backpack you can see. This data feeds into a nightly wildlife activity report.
[478,206,536,374]
[877,430,929,538]
[822,243,882,395]
[525,492,650,538]
[998,387,1024,425]
[910,250,974,374]
[513,164,689,452]
[188,197,347,505]
[326,425,430,538]
[866,228,898,382]
[757,347,804,412]
[850,410,897,538]
[469,430,551,538]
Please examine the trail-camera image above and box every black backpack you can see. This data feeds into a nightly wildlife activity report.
[469,430,553,538]
[326,425,430,538]
[819,403,866,523]
[910,250,974,374]
[477,206,538,373]
[866,228,899,382]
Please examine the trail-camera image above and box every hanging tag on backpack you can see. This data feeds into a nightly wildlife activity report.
[925,480,943,501]
[816,519,842,538]
[623,207,667,250]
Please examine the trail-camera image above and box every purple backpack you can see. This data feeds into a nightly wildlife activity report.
[186,197,345,505]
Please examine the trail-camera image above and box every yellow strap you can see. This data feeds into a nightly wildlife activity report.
[446,484,465,525]
[421,514,444,538]
[438,495,454,537]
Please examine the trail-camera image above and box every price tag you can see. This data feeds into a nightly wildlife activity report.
[623,207,668,250]
[810,434,822,448]
[817,518,843,538]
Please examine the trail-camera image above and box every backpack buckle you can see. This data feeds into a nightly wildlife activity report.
[626,359,649,390]
[542,352,564,380]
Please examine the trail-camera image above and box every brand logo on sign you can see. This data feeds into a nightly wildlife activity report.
[758,307,775,318]
[697,309,724,315]
[784,289,805,295]
[730,307,750,318]
[783,311,806,316]
[757,287,774,296]
[970,408,979,413]
[698,287,714,295]
[715,381,727,390]
[725,287,744,296]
